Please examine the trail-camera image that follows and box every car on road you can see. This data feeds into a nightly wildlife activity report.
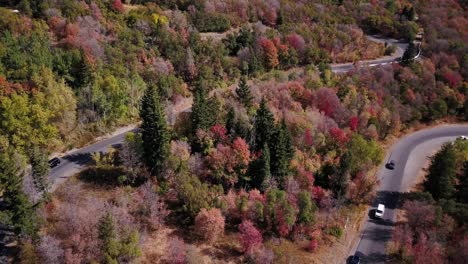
[347,255,360,264]
[48,157,61,168]
[385,160,396,170]
[457,136,467,140]
[375,204,385,219]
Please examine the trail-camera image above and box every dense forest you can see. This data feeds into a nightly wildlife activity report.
[0,0,466,263]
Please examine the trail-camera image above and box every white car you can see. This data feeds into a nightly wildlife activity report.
[457,136,468,140]
[375,204,385,219]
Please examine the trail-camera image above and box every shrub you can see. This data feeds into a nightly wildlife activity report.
[238,220,263,255]
[326,226,343,238]
[308,238,318,252]
[165,237,186,264]
[194,208,225,244]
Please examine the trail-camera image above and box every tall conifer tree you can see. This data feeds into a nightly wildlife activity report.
[270,119,294,187]
[140,86,169,177]
[236,76,253,109]
[424,143,457,200]
[253,98,275,151]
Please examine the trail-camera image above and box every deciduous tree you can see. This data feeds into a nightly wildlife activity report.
[194,208,225,244]
[238,220,263,255]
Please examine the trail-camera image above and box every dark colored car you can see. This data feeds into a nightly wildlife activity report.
[385,160,396,170]
[48,157,61,168]
[348,255,360,264]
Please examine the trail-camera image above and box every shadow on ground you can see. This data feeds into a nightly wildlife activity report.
[372,191,402,209]
[62,152,93,166]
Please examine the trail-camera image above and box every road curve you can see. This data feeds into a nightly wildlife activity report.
[352,124,468,263]
[331,36,408,73]
[48,129,135,191]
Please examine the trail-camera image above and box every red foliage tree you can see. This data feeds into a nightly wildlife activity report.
[441,69,462,88]
[329,127,348,145]
[304,128,313,146]
[312,88,343,119]
[308,237,318,252]
[232,137,251,173]
[210,124,228,143]
[259,38,279,69]
[349,116,358,131]
[112,0,125,13]
[311,186,327,207]
[238,220,263,255]
[194,208,225,244]
[402,201,436,235]
[412,234,444,264]
[286,33,306,52]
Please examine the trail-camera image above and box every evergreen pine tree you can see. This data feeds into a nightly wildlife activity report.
[331,151,351,197]
[457,161,468,203]
[253,98,275,151]
[98,212,120,263]
[236,76,253,109]
[401,42,417,66]
[259,143,272,191]
[246,142,272,191]
[191,85,212,134]
[29,146,50,193]
[0,149,38,237]
[424,143,457,200]
[139,86,170,177]
[408,7,416,21]
[225,107,236,135]
[269,119,294,188]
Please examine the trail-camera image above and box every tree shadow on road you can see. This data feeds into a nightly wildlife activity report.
[362,226,392,242]
[361,252,388,263]
[372,191,402,209]
[62,152,93,166]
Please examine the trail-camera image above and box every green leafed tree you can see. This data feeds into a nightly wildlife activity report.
[297,191,317,225]
[345,134,383,175]
[139,86,169,178]
[98,212,141,264]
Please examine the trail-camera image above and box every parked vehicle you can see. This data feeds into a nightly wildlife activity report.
[48,157,61,168]
[375,204,385,219]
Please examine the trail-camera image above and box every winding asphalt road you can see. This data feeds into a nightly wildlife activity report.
[351,124,468,263]
[331,36,409,73]
[48,129,135,191]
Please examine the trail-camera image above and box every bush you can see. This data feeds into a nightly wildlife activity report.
[194,208,225,244]
[326,226,343,238]
[238,220,263,255]
[308,238,318,252]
